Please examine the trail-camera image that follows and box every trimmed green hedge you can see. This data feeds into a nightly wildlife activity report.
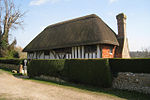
[109,58,150,74]
[28,59,112,87]
[1,58,149,87]
[0,58,24,71]
[28,59,66,78]
[66,59,112,87]
[0,58,24,65]
[0,63,20,71]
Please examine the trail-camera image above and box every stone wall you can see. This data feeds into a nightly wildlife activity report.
[112,72,150,94]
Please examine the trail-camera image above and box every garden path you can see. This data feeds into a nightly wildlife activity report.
[0,70,123,100]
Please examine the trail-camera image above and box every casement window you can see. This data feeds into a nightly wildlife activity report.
[110,47,113,54]
[85,45,97,53]
[44,51,50,55]
[54,47,72,54]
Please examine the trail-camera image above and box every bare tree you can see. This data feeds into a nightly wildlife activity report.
[0,0,25,57]
[141,47,150,58]
[130,47,150,58]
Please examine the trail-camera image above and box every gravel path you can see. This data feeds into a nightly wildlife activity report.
[0,70,123,100]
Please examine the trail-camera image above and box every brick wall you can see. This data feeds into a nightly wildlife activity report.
[101,45,116,58]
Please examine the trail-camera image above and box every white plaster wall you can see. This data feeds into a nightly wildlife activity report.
[27,45,102,59]
[40,53,44,59]
[50,52,55,59]
[45,55,49,59]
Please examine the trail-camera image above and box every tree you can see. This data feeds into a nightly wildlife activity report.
[141,47,150,58]
[0,0,25,57]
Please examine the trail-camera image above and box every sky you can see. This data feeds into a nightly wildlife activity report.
[10,0,150,51]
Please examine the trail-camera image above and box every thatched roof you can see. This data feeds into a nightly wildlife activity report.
[23,14,119,52]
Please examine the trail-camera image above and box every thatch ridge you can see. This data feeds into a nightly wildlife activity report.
[46,14,99,29]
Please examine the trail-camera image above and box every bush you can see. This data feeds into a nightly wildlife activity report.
[109,58,150,74]
[0,58,24,71]
[7,50,20,58]
[27,59,66,78]
[0,63,20,71]
[28,59,112,87]
[66,59,112,87]
[0,58,24,65]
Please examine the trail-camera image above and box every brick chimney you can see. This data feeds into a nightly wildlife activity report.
[116,13,127,39]
[115,13,130,58]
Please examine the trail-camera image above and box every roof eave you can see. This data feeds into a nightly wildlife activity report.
[23,41,119,52]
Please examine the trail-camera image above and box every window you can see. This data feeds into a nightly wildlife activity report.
[44,51,50,55]
[54,47,72,54]
[85,45,97,53]
[110,47,113,54]
[100,48,102,58]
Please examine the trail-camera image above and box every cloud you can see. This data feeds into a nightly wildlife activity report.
[109,0,118,3]
[30,0,59,6]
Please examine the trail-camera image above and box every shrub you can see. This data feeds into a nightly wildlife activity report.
[0,63,20,71]
[0,58,24,65]
[109,58,150,74]
[0,58,24,71]
[66,59,112,87]
[27,59,66,78]
[28,59,112,87]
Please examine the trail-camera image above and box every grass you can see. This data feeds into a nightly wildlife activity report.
[0,68,12,74]
[0,70,2,74]
[27,77,150,100]
[1,68,150,100]
[0,94,28,100]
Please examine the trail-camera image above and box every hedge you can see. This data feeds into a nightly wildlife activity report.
[109,58,150,74]
[0,58,24,71]
[27,59,66,78]
[0,58,24,65]
[0,63,20,71]
[28,59,112,87]
[66,59,112,87]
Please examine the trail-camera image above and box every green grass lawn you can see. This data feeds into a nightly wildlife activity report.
[1,68,150,100]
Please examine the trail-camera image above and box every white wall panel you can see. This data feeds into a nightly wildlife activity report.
[85,53,88,58]
[97,45,100,58]
[93,53,96,58]
[45,55,49,59]
[78,47,81,58]
[89,53,92,58]
[40,53,44,59]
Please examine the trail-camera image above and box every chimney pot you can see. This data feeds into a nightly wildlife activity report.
[116,13,127,20]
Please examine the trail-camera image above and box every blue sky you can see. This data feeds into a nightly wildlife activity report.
[11,0,150,51]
